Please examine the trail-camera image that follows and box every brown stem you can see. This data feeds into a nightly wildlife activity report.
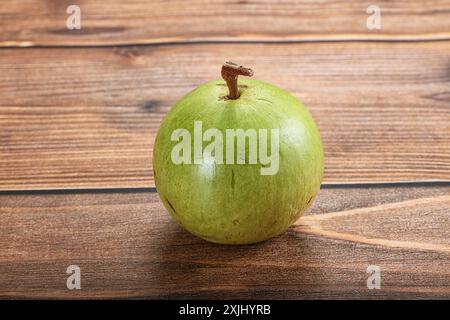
[221,61,254,99]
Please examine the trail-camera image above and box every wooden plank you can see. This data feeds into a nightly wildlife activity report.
[1,0,450,47]
[1,42,449,189]
[0,185,448,299]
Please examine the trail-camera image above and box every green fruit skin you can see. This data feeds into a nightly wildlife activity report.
[153,78,324,244]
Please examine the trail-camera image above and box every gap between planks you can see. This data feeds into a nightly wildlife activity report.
[0,181,449,196]
[2,33,450,49]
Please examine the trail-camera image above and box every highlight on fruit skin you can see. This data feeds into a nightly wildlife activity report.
[153,62,324,244]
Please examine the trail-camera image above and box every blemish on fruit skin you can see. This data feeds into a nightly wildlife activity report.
[231,169,235,192]
[163,196,177,216]
[256,97,273,104]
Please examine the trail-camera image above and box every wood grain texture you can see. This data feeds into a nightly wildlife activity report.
[1,42,449,189]
[296,196,450,253]
[1,0,450,47]
[0,185,448,299]
[1,0,449,302]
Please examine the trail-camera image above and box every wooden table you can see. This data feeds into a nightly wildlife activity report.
[0,1,449,299]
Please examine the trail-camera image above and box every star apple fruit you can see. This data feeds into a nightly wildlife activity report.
[153,62,324,244]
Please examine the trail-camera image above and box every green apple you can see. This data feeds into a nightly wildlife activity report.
[153,62,324,244]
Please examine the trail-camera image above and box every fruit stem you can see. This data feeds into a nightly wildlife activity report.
[221,61,254,99]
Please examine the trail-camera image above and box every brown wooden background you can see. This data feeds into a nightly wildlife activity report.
[0,0,449,299]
